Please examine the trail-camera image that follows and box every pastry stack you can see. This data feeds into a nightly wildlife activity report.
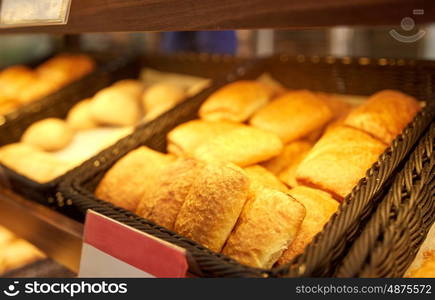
[94,79,420,269]
[0,226,45,274]
[0,54,95,116]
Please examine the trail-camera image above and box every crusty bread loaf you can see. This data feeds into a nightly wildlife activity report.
[21,118,74,151]
[344,90,421,144]
[250,90,333,143]
[174,161,249,252]
[277,186,338,265]
[244,165,288,193]
[167,119,240,157]
[296,126,386,200]
[199,80,273,122]
[261,140,313,188]
[96,147,174,212]
[222,188,305,269]
[141,158,204,230]
[193,124,283,167]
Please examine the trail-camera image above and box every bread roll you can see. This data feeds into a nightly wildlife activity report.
[167,119,239,156]
[17,77,59,104]
[0,143,73,183]
[199,80,273,122]
[250,90,333,143]
[244,165,288,193]
[222,188,305,269]
[0,239,45,273]
[95,147,174,212]
[36,54,95,86]
[261,141,313,187]
[344,90,421,144]
[0,65,36,99]
[90,86,142,126]
[277,186,339,265]
[0,226,14,246]
[21,118,74,152]
[142,83,186,122]
[316,92,353,121]
[113,79,145,99]
[296,126,386,200]
[193,124,283,167]
[141,158,203,230]
[174,161,249,252]
[66,99,99,130]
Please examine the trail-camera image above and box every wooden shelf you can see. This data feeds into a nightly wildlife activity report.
[0,188,82,273]
[0,0,434,33]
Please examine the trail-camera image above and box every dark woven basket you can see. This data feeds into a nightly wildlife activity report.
[60,55,435,277]
[335,123,434,278]
[0,53,245,208]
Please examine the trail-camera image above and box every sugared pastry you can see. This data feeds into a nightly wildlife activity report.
[199,80,273,122]
[344,90,421,144]
[193,124,283,167]
[167,119,239,157]
[244,165,288,193]
[95,147,174,212]
[142,158,204,230]
[277,186,338,265]
[295,126,386,200]
[66,99,99,131]
[222,188,305,269]
[21,118,74,151]
[174,161,249,252]
[142,83,186,121]
[250,90,333,143]
[261,140,313,187]
[89,86,142,126]
[0,143,73,183]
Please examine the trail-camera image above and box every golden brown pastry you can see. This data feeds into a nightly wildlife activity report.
[193,124,283,167]
[199,80,273,122]
[222,188,305,269]
[277,186,339,265]
[16,77,60,104]
[141,158,204,230]
[250,90,333,143]
[256,73,287,97]
[344,90,421,144]
[36,54,95,86]
[0,226,14,246]
[66,99,99,131]
[21,118,74,152]
[95,147,174,212]
[113,79,145,99]
[316,92,354,121]
[261,140,313,187]
[0,65,36,99]
[89,86,142,126]
[408,251,435,278]
[142,83,186,122]
[244,165,288,193]
[296,126,386,200]
[167,119,240,157]
[0,239,45,273]
[174,161,249,252]
[0,143,73,183]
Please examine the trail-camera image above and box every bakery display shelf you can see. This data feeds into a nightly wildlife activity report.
[0,0,434,34]
[0,188,82,274]
[60,55,435,277]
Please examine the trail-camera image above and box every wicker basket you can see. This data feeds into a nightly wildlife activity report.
[60,55,435,277]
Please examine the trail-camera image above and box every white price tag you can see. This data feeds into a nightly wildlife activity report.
[0,0,71,27]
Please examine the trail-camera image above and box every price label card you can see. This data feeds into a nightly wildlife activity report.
[0,0,71,27]
[79,210,189,278]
